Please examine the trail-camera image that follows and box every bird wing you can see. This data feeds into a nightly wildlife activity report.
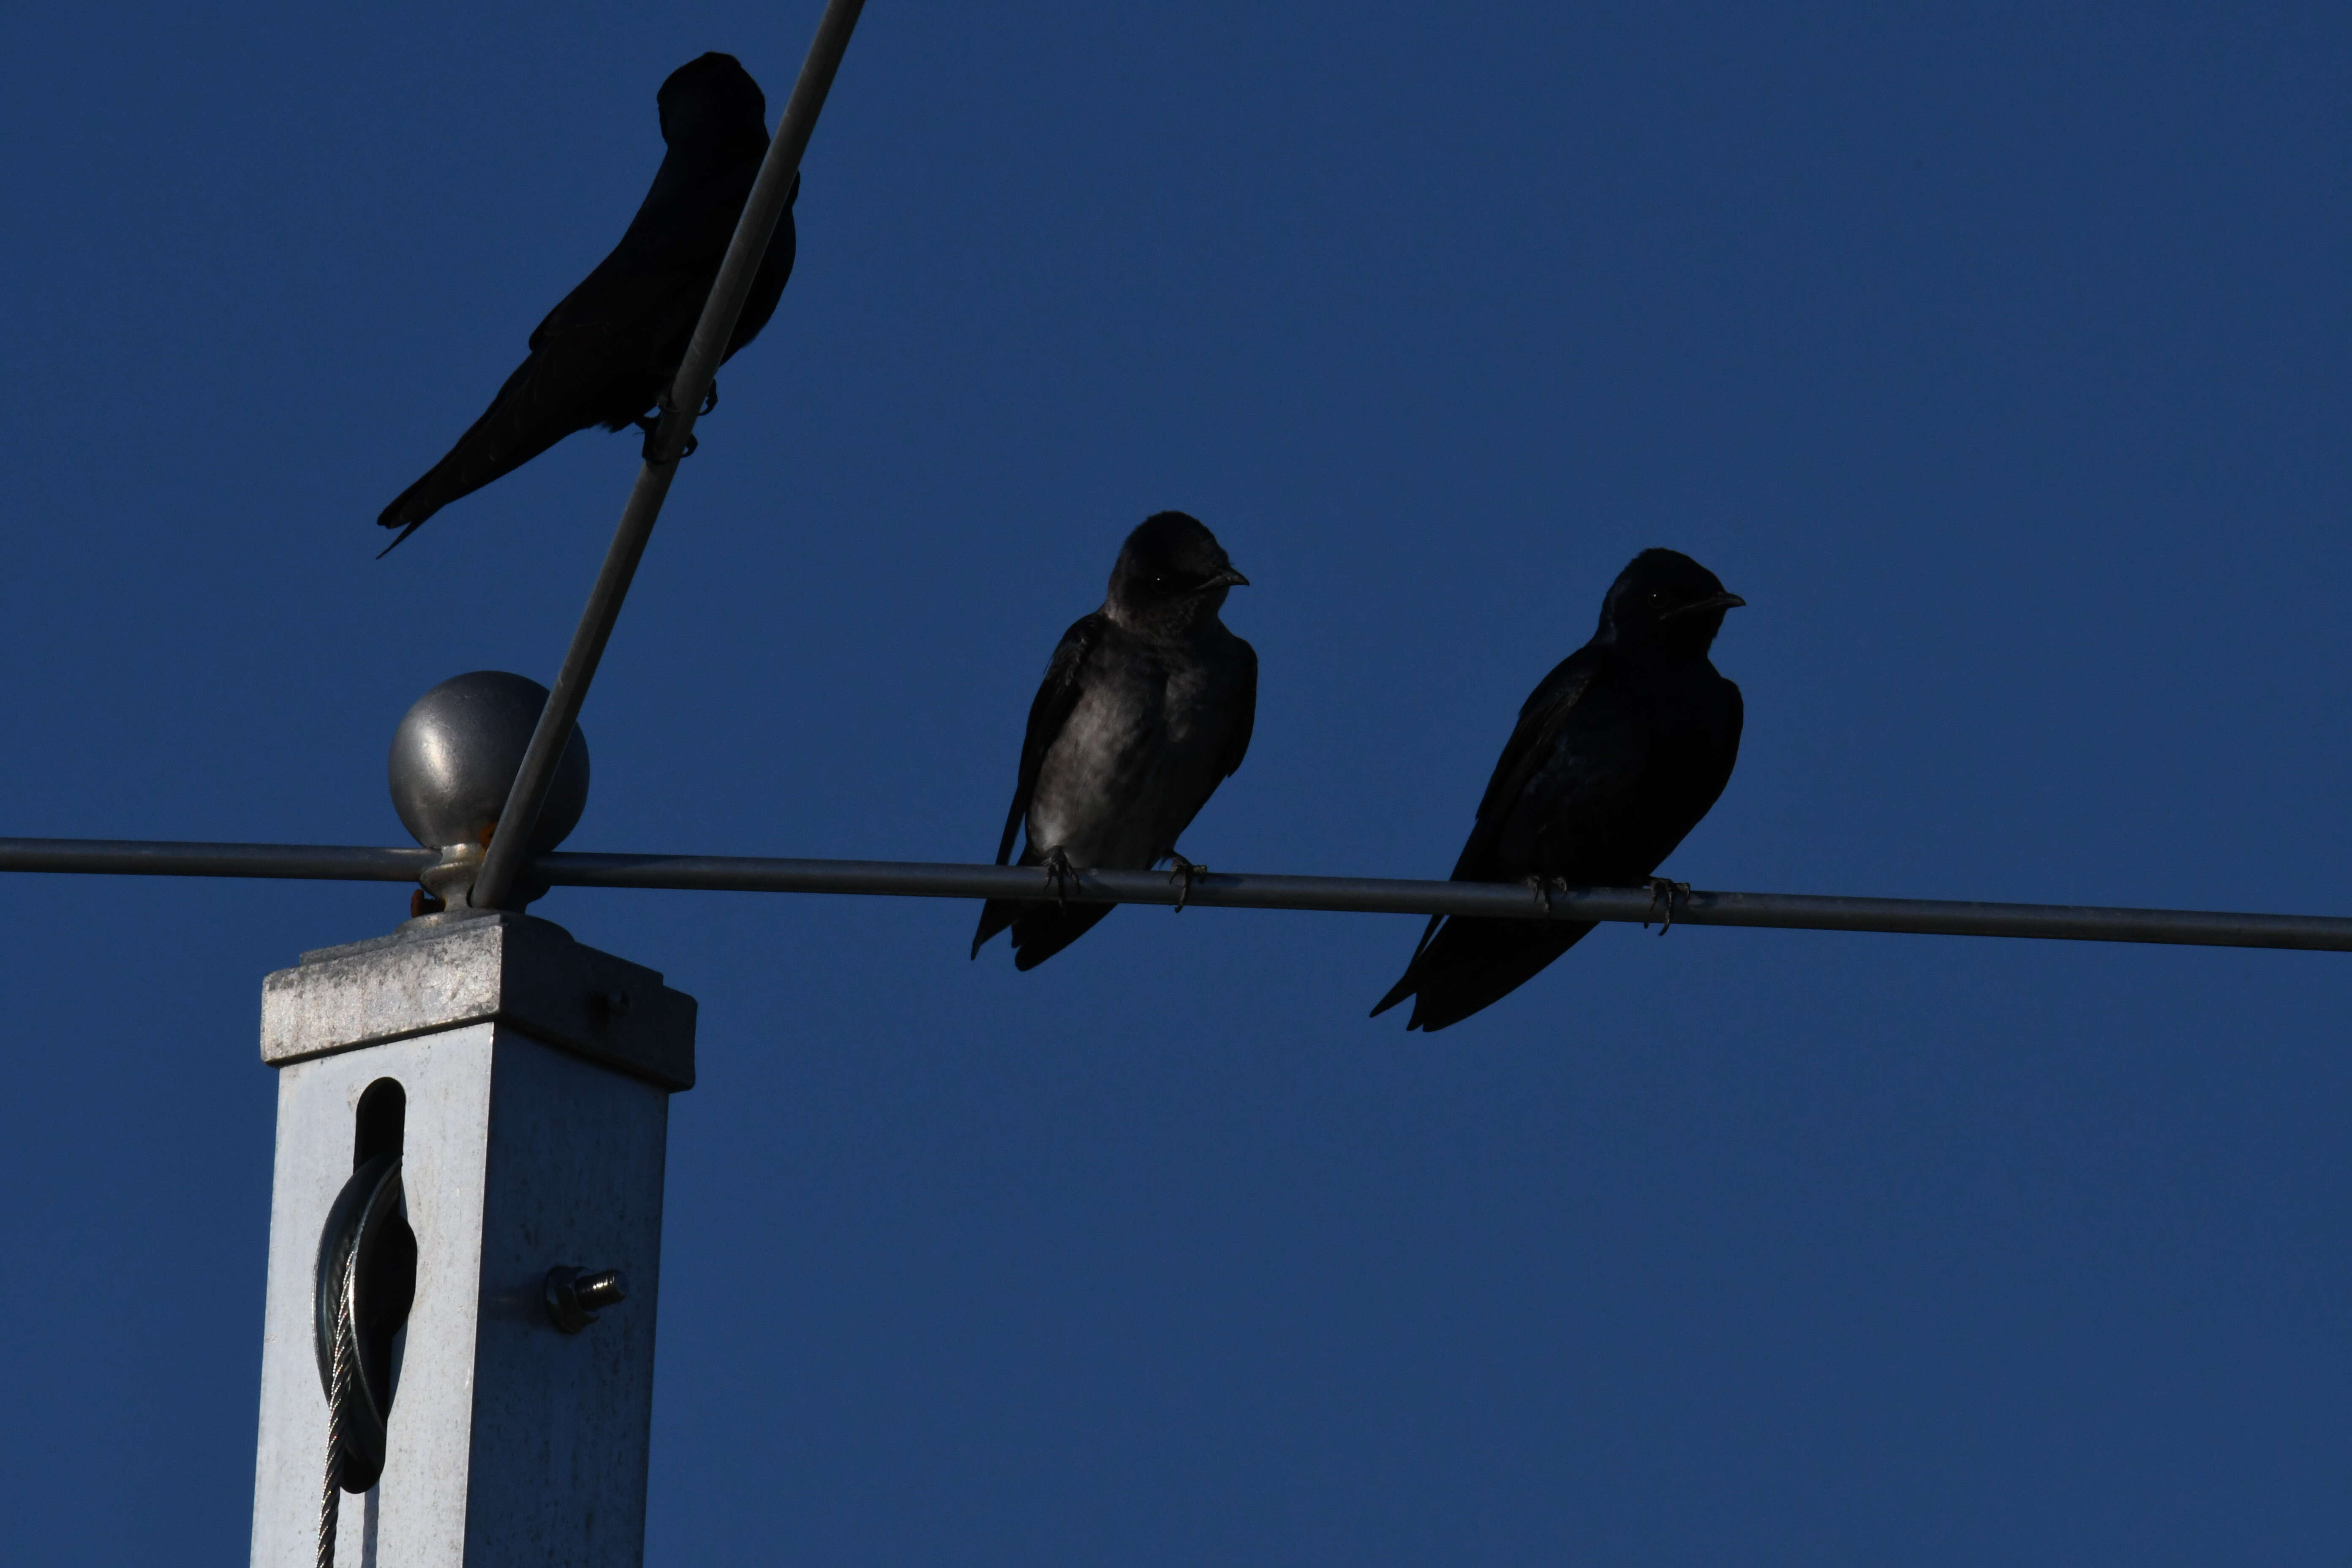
[527,159,761,348]
[375,327,629,543]
[1451,645,1607,879]
[996,613,1108,865]
[1372,646,1611,1021]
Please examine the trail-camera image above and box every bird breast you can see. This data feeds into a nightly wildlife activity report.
[1026,644,1235,867]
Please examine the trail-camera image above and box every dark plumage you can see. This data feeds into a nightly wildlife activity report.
[1372,548,1745,1031]
[377,52,796,550]
[973,513,1258,970]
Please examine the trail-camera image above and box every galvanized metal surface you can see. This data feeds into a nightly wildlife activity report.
[470,0,869,914]
[8,835,2352,953]
[263,913,695,1091]
[252,930,692,1566]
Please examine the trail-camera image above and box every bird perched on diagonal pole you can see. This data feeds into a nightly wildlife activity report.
[1373,548,1746,1031]
[974,513,1258,970]
[376,52,799,552]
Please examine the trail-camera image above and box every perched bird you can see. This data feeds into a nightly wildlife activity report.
[377,52,797,551]
[973,513,1258,970]
[1372,548,1745,1032]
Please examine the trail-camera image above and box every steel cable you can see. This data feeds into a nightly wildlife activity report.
[317,1262,355,1568]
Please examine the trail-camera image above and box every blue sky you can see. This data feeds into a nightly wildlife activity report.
[3,3,2349,1561]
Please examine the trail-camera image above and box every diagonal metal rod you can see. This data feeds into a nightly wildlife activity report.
[471,0,868,914]
[8,838,2352,953]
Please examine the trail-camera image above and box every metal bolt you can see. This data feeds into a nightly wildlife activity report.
[595,988,633,1018]
[575,1270,626,1309]
[544,1266,629,1334]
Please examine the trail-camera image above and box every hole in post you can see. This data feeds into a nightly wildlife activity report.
[354,1078,405,1169]
[317,1075,417,1492]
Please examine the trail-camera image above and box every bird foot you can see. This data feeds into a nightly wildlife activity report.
[1040,847,1078,911]
[1524,874,1565,915]
[632,406,700,464]
[1168,854,1207,913]
[1644,877,1692,935]
[700,381,718,416]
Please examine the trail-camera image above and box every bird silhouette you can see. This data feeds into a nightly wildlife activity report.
[974,514,1258,970]
[377,52,796,551]
[1373,549,1745,1030]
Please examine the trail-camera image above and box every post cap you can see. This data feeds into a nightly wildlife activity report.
[387,673,590,899]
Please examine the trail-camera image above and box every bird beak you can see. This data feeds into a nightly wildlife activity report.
[1206,565,1250,589]
[1661,591,1745,620]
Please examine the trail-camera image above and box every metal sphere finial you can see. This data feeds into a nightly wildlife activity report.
[388,673,589,906]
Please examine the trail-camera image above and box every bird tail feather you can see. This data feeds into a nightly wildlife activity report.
[1369,912,1446,1018]
[375,350,584,546]
[1008,904,1115,971]
[971,899,1017,958]
[1383,919,1598,1032]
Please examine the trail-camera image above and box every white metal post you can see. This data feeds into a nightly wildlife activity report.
[249,912,694,1566]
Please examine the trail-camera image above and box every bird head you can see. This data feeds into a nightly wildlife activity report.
[1106,512,1250,629]
[1598,548,1745,652]
[657,53,770,154]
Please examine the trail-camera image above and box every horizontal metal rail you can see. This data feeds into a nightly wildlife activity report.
[5,838,2350,952]
[0,839,434,880]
